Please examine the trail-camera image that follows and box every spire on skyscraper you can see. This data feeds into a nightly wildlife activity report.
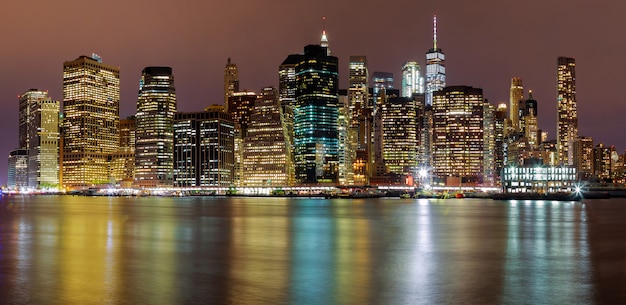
[320,17,331,55]
[433,15,438,50]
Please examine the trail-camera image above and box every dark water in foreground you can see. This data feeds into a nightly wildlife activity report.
[0,196,624,305]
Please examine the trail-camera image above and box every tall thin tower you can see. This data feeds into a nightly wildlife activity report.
[557,56,578,165]
[509,77,523,133]
[224,58,239,108]
[425,15,446,106]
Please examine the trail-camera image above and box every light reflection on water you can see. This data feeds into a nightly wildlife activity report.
[0,196,624,304]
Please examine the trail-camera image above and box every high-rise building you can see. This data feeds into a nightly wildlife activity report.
[241,87,294,186]
[110,116,136,187]
[337,92,355,186]
[348,56,369,115]
[7,149,28,190]
[119,116,136,150]
[425,15,446,106]
[381,96,417,176]
[62,55,120,188]
[227,91,257,186]
[371,72,394,99]
[278,54,300,162]
[401,61,424,98]
[494,103,507,182]
[509,77,523,134]
[522,91,539,147]
[573,136,593,180]
[173,109,234,187]
[432,86,484,186]
[19,90,60,189]
[557,56,578,165]
[594,143,612,180]
[135,67,177,187]
[224,58,239,108]
[293,44,339,184]
[483,102,496,186]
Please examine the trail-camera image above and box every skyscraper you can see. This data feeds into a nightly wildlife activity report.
[224,58,239,108]
[19,90,60,189]
[401,61,424,98]
[573,136,593,180]
[293,44,339,184]
[242,87,294,186]
[509,77,523,133]
[227,91,257,186]
[7,149,28,190]
[135,67,177,187]
[173,109,235,187]
[348,56,369,115]
[522,91,539,147]
[557,56,578,165]
[381,95,418,175]
[432,86,484,186]
[425,15,446,106]
[371,72,394,100]
[62,55,120,188]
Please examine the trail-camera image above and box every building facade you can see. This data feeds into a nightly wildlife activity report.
[432,86,484,186]
[62,55,120,189]
[173,110,235,187]
[135,67,177,187]
[7,149,28,190]
[241,87,294,186]
[293,44,339,184]
[401,61,424,98]
[557,56,578,165]
[381,96,418,176]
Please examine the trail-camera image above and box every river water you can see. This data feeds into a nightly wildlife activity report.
[0,195,624,304]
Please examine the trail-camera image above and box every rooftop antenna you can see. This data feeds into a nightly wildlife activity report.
[433,15,438,50]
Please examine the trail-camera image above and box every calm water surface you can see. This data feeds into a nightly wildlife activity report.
[0,195,625,304]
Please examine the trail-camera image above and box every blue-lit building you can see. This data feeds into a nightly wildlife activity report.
[425,15,446,106]
[292,44,339,184]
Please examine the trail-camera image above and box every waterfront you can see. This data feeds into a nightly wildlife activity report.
[0,196,624,304]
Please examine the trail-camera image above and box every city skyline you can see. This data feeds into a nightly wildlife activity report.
[2,1,626,184]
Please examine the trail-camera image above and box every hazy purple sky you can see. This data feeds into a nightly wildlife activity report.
[1,0,625,184]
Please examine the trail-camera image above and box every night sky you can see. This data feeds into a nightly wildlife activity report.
[1,0,625,185]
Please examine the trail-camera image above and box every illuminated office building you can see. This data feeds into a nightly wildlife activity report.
[292,44,339,184]
[19,90,60,189]
[173,110,234,187]
[432,86,484,185]
[509,77,523,134]
[425,15,446,106]
[337,93,355,186]
[7,149,28,190]
[242,87,294,186]
[573,136,593,180]
[381,96,417,175]
[278,54,300,159]
[557,57,578,165]
[401,61,424,98]
[483,102,496,186]
[224,58,239,108]
[522,91,539,148]
[371,72,394,100]
[109,117,136,186]
[227,91,257,186]
[135,67,177,187]
[349,56,369,113]
[494,104,507,181]
[593,143,612,180]
[62,55,119,188]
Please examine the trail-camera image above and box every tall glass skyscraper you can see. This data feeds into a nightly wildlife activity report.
[19,89,60,189]
[425,15,446,106]
[293,44,339,184]
[557,56,578,165]
[509,77,523,134]
[62,55,119,188]
[401,61,424,98]
[135,67,177,187]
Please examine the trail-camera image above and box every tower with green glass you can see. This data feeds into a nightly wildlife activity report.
[293,44,339,184]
